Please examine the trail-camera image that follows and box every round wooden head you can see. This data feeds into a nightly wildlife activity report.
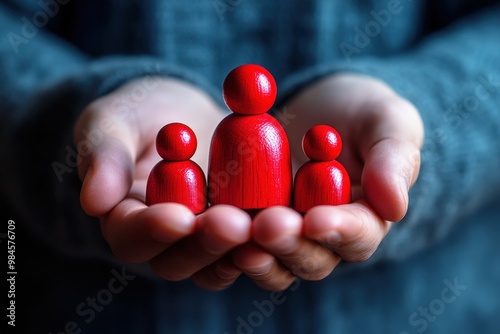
[156,123,197,161]
[303,125,342,161]
[222,64,277,115]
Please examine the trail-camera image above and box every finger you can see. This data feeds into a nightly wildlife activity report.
[232,243,296,291]
[191,256,242,291]
[358,98,423,221]
[252,207,340,281]
[150,205,251,281]
[362,137,421,221]
[101,200,196,263]
[74,105,139,217]
[303,202,391,262]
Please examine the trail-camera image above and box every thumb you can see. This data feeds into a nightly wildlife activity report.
[74,108,138,217]
[362,138,421,222]
[358,99,423,222]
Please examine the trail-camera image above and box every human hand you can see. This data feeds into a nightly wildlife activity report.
[74,77,253,289]
[75,73,423,291]
[230,73,423,290]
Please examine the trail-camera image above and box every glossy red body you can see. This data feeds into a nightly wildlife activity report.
[293,124,351,213]
[146,160,207,213]
[208,113,292,209]
[223,64,277,115]
[293,160,351,213]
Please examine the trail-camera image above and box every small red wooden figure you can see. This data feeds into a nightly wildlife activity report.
[293,125,351,213]
[146,123,207,214]
[208,64,292,209]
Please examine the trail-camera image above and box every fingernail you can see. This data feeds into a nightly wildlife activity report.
[151,208,195,243]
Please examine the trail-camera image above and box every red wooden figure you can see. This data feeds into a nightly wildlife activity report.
[208,64,292,209]
[293,125,351,213]
[146,123,207,214]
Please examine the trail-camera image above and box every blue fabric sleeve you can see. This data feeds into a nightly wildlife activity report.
[279,5,500,263]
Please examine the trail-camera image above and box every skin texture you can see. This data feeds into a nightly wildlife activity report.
[74,73,423,291]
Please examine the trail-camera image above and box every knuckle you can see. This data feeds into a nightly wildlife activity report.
[289,255,319,277]
[286,248,337,281]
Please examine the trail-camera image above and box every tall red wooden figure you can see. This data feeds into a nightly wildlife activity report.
[208,64,292,209]
[293,125,351,213]
[146,123,207,214]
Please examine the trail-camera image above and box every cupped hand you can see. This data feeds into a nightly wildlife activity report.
[75,73,423,291]
[231,73,424,290]
[75,77,253,290]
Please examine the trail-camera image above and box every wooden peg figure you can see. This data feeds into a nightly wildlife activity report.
[146,123,207,214]
[208,64,292,209]
[293,125,351,213]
